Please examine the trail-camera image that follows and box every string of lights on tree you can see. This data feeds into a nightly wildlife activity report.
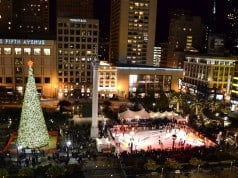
[17,60,49,148]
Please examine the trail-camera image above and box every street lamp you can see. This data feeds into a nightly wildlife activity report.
[152,102,155,111]
[197,164,200,173]
[172,134,177,150]
[66,141,71,158]
[161,167,164,177]
[16,144,22,165]
[230,161,233,172]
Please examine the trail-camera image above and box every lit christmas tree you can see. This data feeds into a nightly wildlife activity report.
[17,60,49,148]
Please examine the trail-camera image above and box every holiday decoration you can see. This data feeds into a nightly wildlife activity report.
[17,60,49,148]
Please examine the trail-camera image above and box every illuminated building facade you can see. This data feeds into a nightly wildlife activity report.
[0,38,57,97]
[230,61,238,111]
[98,61,117,99]
[153,46,161,67]
[56,18,99,98]
[183,55,236,100]
[117,66,183,99]
[109,0,157,65]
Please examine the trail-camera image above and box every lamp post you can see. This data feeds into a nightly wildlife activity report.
[230,161,233,172]
[161,167,164,177]
[197,164,200,173]
[172,134,177,150]
[16,144,22,165]
[66,141,71,158]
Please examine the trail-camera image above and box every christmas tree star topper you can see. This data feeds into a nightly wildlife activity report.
[27,60,34,67]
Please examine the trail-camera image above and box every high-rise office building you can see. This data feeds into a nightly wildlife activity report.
[56,18,99,98]
[231,61,238,111]
[109,0,157,66]
[225,0,238,54]
[56,0,94,19]
[167,11,202,68]
[0,0,52,36]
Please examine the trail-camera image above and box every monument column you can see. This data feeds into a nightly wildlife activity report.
[90,57,99,138]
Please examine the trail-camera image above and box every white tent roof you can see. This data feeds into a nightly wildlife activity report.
[119,108,150,120]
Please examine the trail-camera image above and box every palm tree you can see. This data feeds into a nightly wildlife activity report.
[190,98,203,115]
[170,94,183,113]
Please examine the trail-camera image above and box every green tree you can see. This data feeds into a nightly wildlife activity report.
[17,61,49,148]
[18,167,34,177]
[190,98,203,115]
[45,164,67,177]
[189,157,204,168]
[164,158,182,170]
[170,94,183,113]
[0,168,8,178]
[144,159,160,172]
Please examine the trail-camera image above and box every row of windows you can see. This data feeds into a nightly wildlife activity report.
[99,83,116,88]
[58,57,93,63]
[58,77,91,83]
[58,29,98,36]
[58,50,95,57]
[0,77,50,84]
[58,63,91,70]
[99,72,116,80]
[58,43,97,50]
[0,47,51,56]
[58,71,91,76]
[58,36,98,43]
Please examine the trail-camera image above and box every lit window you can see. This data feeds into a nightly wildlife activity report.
[44,48,51,55]
[15,48,22,55]
[24,48,31,55]
[34,48,41,55]
[4,48,11,55]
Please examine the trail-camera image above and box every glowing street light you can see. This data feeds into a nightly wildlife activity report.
[66,140,71,158]
[16,144,22,165]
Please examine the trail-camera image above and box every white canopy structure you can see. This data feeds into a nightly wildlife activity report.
[118,108,150,121]
[118,109,188,124]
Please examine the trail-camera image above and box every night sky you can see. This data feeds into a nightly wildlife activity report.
[156,0,213,44]
[95,0,217,45]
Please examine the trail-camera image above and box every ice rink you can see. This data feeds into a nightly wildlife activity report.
[110,125,216,153]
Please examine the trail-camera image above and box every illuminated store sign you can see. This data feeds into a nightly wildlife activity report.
[0,39,45,45]
[69,19,87,23]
